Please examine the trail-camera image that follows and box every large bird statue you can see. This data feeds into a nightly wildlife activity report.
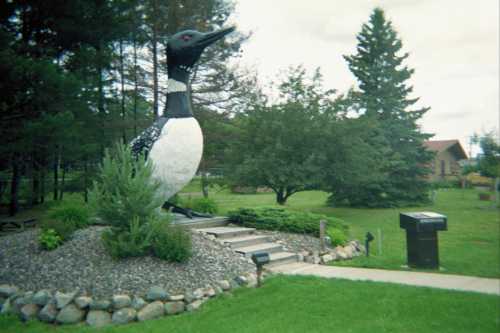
[130,26,235,218]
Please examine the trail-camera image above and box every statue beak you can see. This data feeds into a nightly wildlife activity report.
[196,26,235,49]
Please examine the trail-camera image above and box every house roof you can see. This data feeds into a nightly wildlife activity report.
[424,140,468,160]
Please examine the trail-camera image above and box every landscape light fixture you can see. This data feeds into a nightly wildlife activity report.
[251,252,270,287]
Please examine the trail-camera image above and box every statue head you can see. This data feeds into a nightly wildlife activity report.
[167,26,235,72]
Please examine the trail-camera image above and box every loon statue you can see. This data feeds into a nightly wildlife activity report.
[130,26,235,218]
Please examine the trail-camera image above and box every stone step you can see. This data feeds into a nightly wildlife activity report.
[234,243,283,258]
[222,235,271,248]
[267,252,299,266]
[197,227,256,239]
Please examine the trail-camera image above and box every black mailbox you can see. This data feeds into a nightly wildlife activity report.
[400,212,447,269]
[251,252,270,266]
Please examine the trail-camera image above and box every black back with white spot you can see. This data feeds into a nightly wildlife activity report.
[130,117,168,158]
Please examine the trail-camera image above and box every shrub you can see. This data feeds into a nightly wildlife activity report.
[184,197,218,214]
[89,144,163,231]
[102,217,153,258]
[327,227,348,247]
[48,202,90,229]
[39,229,63,250]
[228,207,348,237]
[151,224,192,262]
[40,218,77,241]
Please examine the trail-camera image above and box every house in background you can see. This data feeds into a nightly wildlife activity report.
[424,140,468,181]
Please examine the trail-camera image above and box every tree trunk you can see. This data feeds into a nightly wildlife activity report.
[32,160,40,205]
[119,38,126,144]
[276,189,287,205]
[152,0,159,119]
[40,168,45,204]
[83,159,89,203]
[53,150,59,201]
[133,35,138,137]
[9,156,20,216]
[59,164,66,200]
[201,171,209,198]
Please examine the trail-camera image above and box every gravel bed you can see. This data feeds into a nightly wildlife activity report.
[0,227,253,297]
[260,230,322,254]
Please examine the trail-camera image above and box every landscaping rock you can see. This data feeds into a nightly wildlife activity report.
[86,310,112,327]
[146,286,169,301]
[38,303,58,323]
[213,285,223,295]
[74,296,92,309]
[112,294,131,309]
[186,300,204,312]
[185,289,204,303]
[89,299,111,311]
[0,285,19,298]
[167,294,184,302]
[321,254,334,264]
[218,280,231,291]
[137,301,164,321]
[56,304,84,324]
[55,290,78,309]
[112,307,136,324]
[131,296,146,310]
[204,287,216,298]
[336,249,348,260]
[20,303,40,321]
[33,290,51,306]
[164,301,185,315]
[234,275,248,286]
[0,297,13,315]
[343,245,354,258]
[246,274,257,287]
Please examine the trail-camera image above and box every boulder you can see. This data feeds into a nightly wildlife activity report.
[167,294,184,302]
[20,304,40,321]
[112,307,137,325]
[56,304,85,324]
[33,290,51,306]
[186,300,204,312]
[55,290,78,309]
[146,286,169,302]
[131,296,146,310]
[203,287,216,298]
[38,303,58,323]
[234,276,248,286]
[137,301,164,321]
[86,310,112,327]
[0,298,13,315]
[112,294,131,309]
[89,299,111,311]
[321,254,334,264]
[343,245,354,258]
[164,301,185,315]
[0,285,19,298]
[218,280,231,291]
[185,289,204,303]
[74,296,92,309]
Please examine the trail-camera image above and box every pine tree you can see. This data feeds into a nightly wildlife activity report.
[343,8,434,206]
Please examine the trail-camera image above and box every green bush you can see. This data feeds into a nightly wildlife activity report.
[327,227,348,247]
[102,217,153,258]
[89,144,163,231]
[48,202,90,228]
[184,197,218,214]
[39,228,63,250]
[40,218,77,241]
[151,224,192,263]
[228,207,348,237]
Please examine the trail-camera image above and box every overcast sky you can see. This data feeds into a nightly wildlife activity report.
[231,0,499,156]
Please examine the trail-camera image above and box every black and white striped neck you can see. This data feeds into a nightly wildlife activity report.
[165,66,193,118]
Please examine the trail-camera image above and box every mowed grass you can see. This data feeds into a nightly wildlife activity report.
[2,276,498,333]
[183,181,500,278]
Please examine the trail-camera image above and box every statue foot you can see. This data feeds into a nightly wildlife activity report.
[162,201,213,219]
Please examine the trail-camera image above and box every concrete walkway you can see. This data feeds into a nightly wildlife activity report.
[269,262,500,295]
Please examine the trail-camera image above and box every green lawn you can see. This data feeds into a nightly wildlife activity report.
[184,183,499,278]
[2,276,498,333]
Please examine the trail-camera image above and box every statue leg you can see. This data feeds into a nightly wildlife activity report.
[162,201,213,219]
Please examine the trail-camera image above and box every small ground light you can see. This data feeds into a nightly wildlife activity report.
[251,252,270,287]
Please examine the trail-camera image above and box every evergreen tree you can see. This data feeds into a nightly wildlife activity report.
[341,7,433,206]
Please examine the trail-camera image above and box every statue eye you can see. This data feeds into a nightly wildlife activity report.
[182,34,192,42]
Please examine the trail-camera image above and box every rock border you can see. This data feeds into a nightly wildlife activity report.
[0,272,258,327]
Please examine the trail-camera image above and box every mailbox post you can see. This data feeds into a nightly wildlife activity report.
[251,252,270,287]
[400,212,447,269]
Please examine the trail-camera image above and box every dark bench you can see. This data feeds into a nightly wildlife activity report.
[0,218,37,233]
